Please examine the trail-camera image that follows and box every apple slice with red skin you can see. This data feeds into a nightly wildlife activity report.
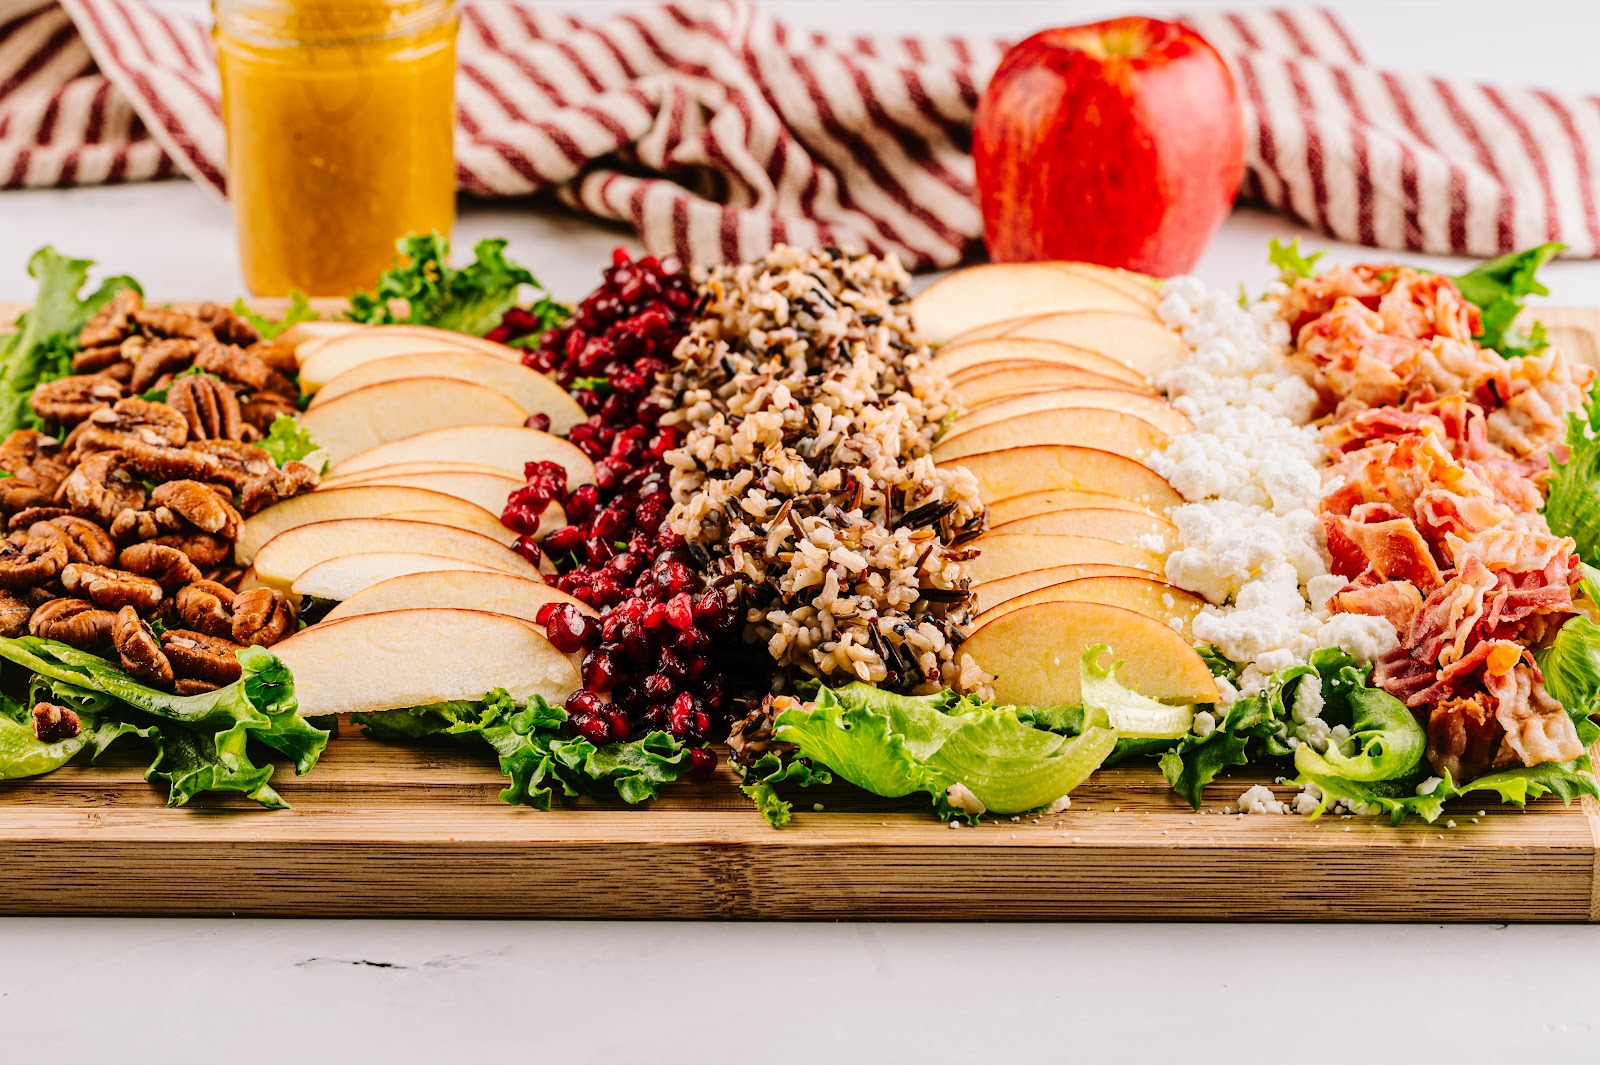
[987,507,1179,552]
[322,461,513,486]
[1052,263,1160,307]
[296,378,529,467]
[937,337,1150,388]
[323,468,522,517]
[295,325,524,381]
[935,407,1170,463]
[325,570,596,624]
[956,388,1192,437]
[943,445,1181,509]
[972,575,1204,638]
[973,17,1245,275]
[291,552,506,603]
[965,532,1162,584]
[271,608,581,718]
[987,489,1158,524]
[947,311,1187,381]
[237,484,505,565]
[331,425,595,486]
[309,349,585,434]
[964,601,1220,707]
[912,263,1156,344]
[950,363,1154,408]
[972,563,1153,615]
[253,517,542,600]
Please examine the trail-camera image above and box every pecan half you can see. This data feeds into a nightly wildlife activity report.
[230,587,296,647]
[29,514,117,565]
[29,374,124,426]
[0,590,34,637]
[0,482,49,516]
[174,579,235,639]
[119,542,202,591]
[193,344,275,392]
[74,397,190,453]
[71,344,125,374]
[149,479,241,538]
[132,307,214,343]
[195,303,259,347]
[238,393,299,435]
[161,628,243,686]
[239,462,319,515]
[112,605,172,685]
[78,287,142,349]
[59,450,146,525]
[120,440,228,484]
[168,374,244,441]
[32,702,81,743]
[0,536,66,588]
[30,597,115,649]
[175,678,221,695]
[108,506,182,544]
[149,531,231,568]
[129,338,201,394]
[9,506,69,531]
[0,429,64,476]
[60,562,164,611]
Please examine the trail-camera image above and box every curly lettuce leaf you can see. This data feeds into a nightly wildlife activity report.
[1080,646,1195,739]
[1268,238,1324,282]
[1451,242,1563,358]
[1196,644,1241,683]
[344,233,565,337]
[1537,613,1600,722]
[1309,686,1426,783]
[357,689,689,810]
[257,413,325,471]
[233,291,318,341]
[735,751,832,829]
[1158,662,1311,808]
[1542,390,1600,563]
[1,247,140,434]
[0,637,325,807]
[1295,768,1455,826]
[769,681,1116,821]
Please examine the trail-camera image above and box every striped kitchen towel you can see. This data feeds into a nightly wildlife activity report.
[2,0,1597,267]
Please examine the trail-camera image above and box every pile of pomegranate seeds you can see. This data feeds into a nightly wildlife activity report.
[497,249,728,772]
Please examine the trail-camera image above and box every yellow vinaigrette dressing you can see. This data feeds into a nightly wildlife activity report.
[214,0,458,296]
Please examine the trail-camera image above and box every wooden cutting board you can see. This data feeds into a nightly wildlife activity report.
[1,303,1598,921]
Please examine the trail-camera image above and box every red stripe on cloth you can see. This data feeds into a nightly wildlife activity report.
[1329,67,1376,247]
[1379,71,1451,253]
[1431,77,1514,252]
[1480,85,1562,243]
[1317,8,1364,63]
[0,19,77,99]
[1281,58,1332,236]
[1535,89,1600,253]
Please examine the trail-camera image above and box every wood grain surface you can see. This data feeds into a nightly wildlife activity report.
[0,300,1597,921]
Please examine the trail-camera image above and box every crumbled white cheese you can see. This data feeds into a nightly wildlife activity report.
[944,783,985,816]
[1319,612,1401,666]
[1416,776,1444,796]
[1237,784,1287,814]
[1191,710,1217,738]
[1042,794,1072,815]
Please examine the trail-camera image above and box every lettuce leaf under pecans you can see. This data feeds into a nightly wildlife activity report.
[232,290,319,341]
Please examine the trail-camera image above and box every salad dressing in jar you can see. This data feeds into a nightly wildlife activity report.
[214,0,458,296]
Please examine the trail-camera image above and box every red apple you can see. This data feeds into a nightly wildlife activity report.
[973,17,1246,276]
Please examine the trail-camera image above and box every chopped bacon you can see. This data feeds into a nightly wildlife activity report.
[1414,489,1516,544]
[1280,265,1480,344]
[1426,696,1505,783]
[1483,660,1585,769]
[1328,580,1424,633]
[1409,556,1500,666]
[1324,512,1444,591]
[1484,348,1594,460]
[1297,301,1427,408]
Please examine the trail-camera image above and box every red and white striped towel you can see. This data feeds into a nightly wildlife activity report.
[3,0,1598,267]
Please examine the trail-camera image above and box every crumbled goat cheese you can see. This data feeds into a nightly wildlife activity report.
[1043,794,1072,815]
[944,783,985,816]
[1191,710,1217,738]
[1320,612,1402,666]
[1416,776,1444,796]
[1237,784,1287,814]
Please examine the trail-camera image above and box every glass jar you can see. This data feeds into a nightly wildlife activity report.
[214,0,458,296]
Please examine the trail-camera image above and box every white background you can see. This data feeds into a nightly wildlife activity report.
[3,2,1600,1063]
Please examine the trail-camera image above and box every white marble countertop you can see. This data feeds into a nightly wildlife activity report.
[3,2,1600,1061]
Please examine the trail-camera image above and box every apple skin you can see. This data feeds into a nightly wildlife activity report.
[973,17,1246,275]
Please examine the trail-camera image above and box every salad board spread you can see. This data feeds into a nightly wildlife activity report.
[3,238,1600,921]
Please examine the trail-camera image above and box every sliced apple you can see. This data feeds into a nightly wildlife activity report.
[947,312,1186,380]
[912,263,1157,344]
[938,337,1150,388]
[237,485,505,565]
[964,601,1219,707]
[271,608,581,717]
[381,509,520,548]
[253,517,542,600]
[966,533,1162,584]
[972,563,1152,615]
[943,445,1182,510]
[323,468,521,516]
[322,461,515,487]
[292,552,507,603]
[276,320,363,349]
[950,363,1154,407]
[972,576,1205,637]
[309,350,585,434]
[987,489,1158,524]
[1051,263,1160,308]
[935,407,1170,463]
[325,570,596,624]
[297,326,524,385]
[987,508,1179,552]
[296,378,529,467]
[956,388,1192,438]
[331,425,595,486]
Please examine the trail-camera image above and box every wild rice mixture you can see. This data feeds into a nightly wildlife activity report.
[659,246,989,693]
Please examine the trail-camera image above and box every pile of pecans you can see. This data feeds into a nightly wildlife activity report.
[0,295,320,702]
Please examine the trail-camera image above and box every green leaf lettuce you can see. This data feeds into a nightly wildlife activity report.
[344,233,567,338]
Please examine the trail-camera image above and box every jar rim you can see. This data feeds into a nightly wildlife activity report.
[212,0,457,49]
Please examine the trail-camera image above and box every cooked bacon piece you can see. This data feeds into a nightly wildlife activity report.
[1483,659,1585,769]
[1324,406,1448,455]
[1409,557,1500,667]
[1281,265,1480,345]
[1444,527,1578,579]
[1325,511,1444,591]
[1414,489,1517,544]
[1328,579,1424,633]
[1427,696,1506,782]
[1280,264,1396,339]
[1298,301,1427,408]
[1484,348,1595,460]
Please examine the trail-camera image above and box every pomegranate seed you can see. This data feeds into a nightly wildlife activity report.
[544,604,592,654]
[606,710,632,741]
[669,692,695,735]
[665,593,695,632]
[582,650,620,692]
[689,747,717,779]
[643,673,674,700]
[565,484,600,521]
[511,536,542,567]
[572,712,613,745]
[524,412,552,431]
[544,525,585,553]
[535,602,561,628]
[566,690,604,718]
